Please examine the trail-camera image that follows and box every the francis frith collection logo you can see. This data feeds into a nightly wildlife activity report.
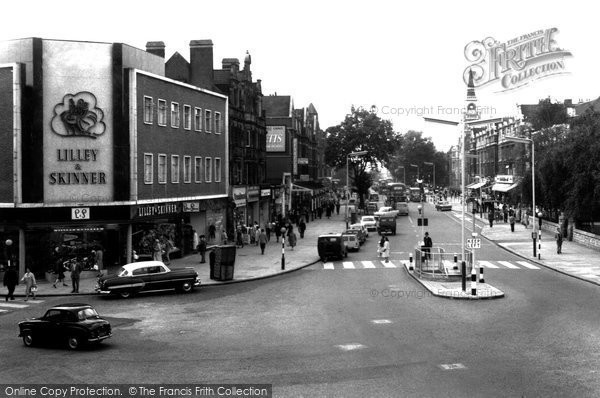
[51,91,106,138]
[464,28,572,92]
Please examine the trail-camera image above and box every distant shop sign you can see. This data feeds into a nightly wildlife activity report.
[233,187,247,207]
[182,202,200,212]
[266,126,286,152]
[495,175,514,184]
[298,158,308,165]
[247,186,260,202]
[261,189,271,197]
[136,202,179,218]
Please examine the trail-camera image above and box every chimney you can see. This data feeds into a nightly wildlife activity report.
[190,39,214,89]
[146,41,165,58]
[564,99,572,107]
[222,58,240,72]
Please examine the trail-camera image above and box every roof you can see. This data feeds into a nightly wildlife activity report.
[575,97,600,115]
[263,95,292,117]
[122,261,166,270]
[52,303,92,310]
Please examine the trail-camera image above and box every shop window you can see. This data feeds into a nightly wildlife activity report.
[158,154,167,184]
[204,110,212,133]
[171,102,180,128]
[214,158,221,182]
[205,157,212,182]
[183,105,191,130]
[183,156,191,183]
[194,156,202,183]
[144,153,153,184]
[171,155,180,183]
[143,96,153,124]
[194,107,202,131]
[157,99,167,126]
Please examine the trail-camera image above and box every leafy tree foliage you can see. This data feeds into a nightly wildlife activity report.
[529,98,569,131]
[325,107,402,205]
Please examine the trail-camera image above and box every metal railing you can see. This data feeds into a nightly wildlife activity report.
[414,247,473,280]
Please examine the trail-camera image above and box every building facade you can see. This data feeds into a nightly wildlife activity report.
[0,38,228,277]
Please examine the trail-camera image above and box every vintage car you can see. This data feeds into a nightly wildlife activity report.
[435,200,453,211]
[374,206,399,219]
[349,223,369,240]
[342,231,361,252]
[18,303,111,350]
[317,233,347,262]
[96,261,201,298]
[394,200,409,216]
[360,216,378,232]
[377,216,397,235]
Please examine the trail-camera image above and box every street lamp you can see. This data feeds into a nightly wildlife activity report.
[409,164,419,181]
[504,135,536,257]
[346,151,368,229]
[423,161,435,196]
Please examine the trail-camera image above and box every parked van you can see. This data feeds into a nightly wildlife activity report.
[317,233,348,262]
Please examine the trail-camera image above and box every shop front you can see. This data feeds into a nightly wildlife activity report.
[259,188,272,226]
[247,186,260,226]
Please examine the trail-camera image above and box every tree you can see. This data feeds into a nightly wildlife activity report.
[529,98,569,131]
[325,107,402,206]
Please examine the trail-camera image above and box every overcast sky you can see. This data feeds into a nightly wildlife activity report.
[2,0,597,151]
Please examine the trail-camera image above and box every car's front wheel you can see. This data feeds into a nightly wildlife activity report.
[67,335,82,350]
[178,281,193,293]
[22,332,33,347]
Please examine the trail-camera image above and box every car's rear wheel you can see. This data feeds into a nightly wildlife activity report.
[67,335,82,350]
[22,332,33,347]
[119,291,132,299]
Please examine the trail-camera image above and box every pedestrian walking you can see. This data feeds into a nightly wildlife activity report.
[382,237,390,263]
[221,229,228,245]
[208,223,216,243]
[198,235,207,263]
[335,200,340,215]
[274,222,281,243]
[288,230,297,251]
[258,229,268,255]
[502,204,508,223]
[70,259,82,293]
[538,211,543,230]
[94,247,104,273]
[298,219,306,239]
[52,259,68,288]
[152,239,162,261]
[254,226,261,246]
[265,222,272,242]
[555,227,563,254]
[488,209,494,228]
[163,237,173,265]
[423,232,432,260]
[236,227,244,248]
[3,266,18,301]
[509,214,515,232]
[21,267,37,301]
[377,236,385,257]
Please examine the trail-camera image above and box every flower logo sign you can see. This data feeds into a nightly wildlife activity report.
[51,92,106,139]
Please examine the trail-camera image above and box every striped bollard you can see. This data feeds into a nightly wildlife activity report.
[538,230,541,260]
[281,237,285,270]
[453,254,458,270]
[471,266,477,296]
[479,264,485,283]
[409,253,413,270]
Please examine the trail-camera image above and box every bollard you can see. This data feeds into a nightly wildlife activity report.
[281,237,285,270]
[471,266,477,296]
[461,261,466,291]
[453,254,458,270]
[409,253,413,270]
[479,264,485,283]
[538,230,541,260]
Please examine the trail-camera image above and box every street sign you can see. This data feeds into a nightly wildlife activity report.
[466,238,481,249]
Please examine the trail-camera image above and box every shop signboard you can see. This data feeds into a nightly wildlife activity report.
[495,175,514,184]
[182,202,200,212]
[247,186,260,202]
[233,187,247,207]
[260,189,271,197]
[266,126,286,152]
[136,202,180,218]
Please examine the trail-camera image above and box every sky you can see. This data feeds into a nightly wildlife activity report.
[2,0,598,152]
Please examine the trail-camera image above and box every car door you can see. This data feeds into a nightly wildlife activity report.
[40,309,63,341]
[148,265,171,291]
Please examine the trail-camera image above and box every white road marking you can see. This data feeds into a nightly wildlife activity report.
[323,262,334,270]
[516,261,540,269]
[0,303,29,309]
[479,261,499,269]
[342,262,355,269]
[361,261,376,268]
[371,319,392,324]
[439,363,467,370]
[0,309,7,313]
[498,261,520,269]
[25,300,45,304]
[336,343,366,351]
[381,260,397,268]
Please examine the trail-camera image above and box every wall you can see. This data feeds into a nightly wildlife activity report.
[0,66,15,202]
[535,217,600,252]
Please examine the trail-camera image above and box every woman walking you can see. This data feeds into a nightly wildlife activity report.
[21,267,37,301]
[52,259,68,288]
[382,237,390,263]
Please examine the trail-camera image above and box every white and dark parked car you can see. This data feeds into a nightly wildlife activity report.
[96,261,201,298]
[435,201,453,211]
[360,216,378,232]
[18,303,111,350]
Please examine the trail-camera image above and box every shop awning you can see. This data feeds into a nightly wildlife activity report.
[291,183,313,192]
[491,183,519,192]
[467,181,487,189]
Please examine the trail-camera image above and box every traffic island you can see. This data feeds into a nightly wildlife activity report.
[403,262,505,300]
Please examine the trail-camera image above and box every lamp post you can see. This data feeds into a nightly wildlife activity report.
[346,151,368,229]
[423,161,435,196]
[409,164,419,181]
[504,135,536,257]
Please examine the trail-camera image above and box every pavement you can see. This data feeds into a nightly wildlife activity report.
[9,199,600,299]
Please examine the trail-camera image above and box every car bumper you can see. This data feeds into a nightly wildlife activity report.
[194,278,201,287]
[88,333,112,343]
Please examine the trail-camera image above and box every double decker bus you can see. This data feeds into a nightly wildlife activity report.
[409,187,422,202]
[387,182,408,202]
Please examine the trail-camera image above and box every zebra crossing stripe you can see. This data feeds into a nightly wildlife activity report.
[323,262,334,270]
[516,261,540,269]
[0,309,7,313]
[498,261,520,269]
[381,261,397,268]
[479,261,499,269]
[0,302,29,309]
[342,262,355,269]
[362,261,376,268]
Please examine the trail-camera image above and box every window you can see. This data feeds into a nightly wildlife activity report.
[171,155,180,183]
[143,96,153,124]
[158,154,167,184]
[214,112,222,134]
[214,158,221,182]
[205,157,212,182]
[194,157,202,183]
[183,105,191,130]
[204,110,212,132]
[246,130,251,147]
[183,156,191,183]
[143,154,153,184]
[157,99,167,126]
[171,102,180,128]
[194,107,202,131]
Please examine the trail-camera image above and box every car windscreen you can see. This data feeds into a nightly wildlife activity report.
[77,308,100,321]
[117,267,129,277]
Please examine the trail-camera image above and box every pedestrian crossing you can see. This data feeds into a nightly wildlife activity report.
[0,299,45,315]
[320,260,541,270]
